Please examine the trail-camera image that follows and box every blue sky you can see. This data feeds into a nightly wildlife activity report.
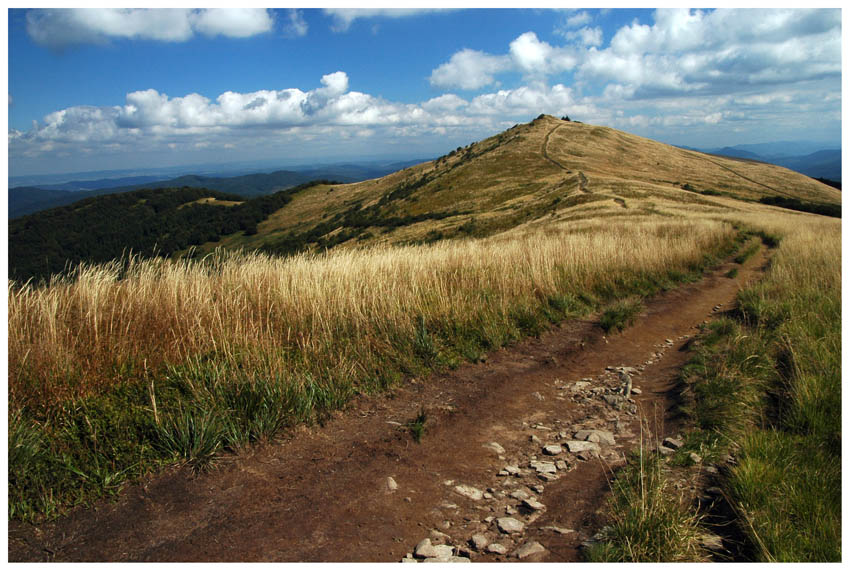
[6,7,843,177]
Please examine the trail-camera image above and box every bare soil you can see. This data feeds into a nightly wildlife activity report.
[8,248,769,562]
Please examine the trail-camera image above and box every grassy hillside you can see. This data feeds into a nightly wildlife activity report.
[198,115,840,257]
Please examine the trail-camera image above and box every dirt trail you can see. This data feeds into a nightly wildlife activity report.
[8,248,770,563]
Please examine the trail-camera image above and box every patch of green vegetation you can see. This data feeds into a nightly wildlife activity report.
[733,239,761,264]
[759,196,841,218]
[585,448,708,562]
[725,268,739,278]
[675,229,840,561]
[600,298,644,333]
[405,408,428,443]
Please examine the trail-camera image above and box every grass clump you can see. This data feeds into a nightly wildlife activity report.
[585,447,708,562]
[405,408,428,443]
[600,298,644,333]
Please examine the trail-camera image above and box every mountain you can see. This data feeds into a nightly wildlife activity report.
[8,160,428,219]
[684,143,841,182]
[768,150,841,182]
[10,115,840,284]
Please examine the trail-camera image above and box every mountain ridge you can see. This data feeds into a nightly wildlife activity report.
[9,115,841,284]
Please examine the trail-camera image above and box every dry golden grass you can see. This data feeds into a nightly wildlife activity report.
[9,217,735,412]
[182,115,838,258]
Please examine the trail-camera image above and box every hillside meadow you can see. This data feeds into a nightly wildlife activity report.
[10,215,740,519]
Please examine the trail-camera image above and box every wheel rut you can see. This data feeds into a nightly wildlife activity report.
[8,248,771,563]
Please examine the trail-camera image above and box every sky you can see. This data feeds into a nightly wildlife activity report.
[5,6,844,178]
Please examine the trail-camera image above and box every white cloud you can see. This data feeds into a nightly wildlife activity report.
[562,26,603,47]
[10,70,603,165]
[429,49,512,90]
[565,11,592,29]
[189,8,273,38]
[323,9,446,33]
[510,32,578,77]
[283,9,308,38]
[430,32,577,90]
[25,8,273,48]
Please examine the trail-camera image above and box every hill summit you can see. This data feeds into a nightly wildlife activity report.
[222,114,840,256]
[9,115,841,282]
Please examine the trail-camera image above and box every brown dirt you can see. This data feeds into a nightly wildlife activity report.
[8,248,770,563]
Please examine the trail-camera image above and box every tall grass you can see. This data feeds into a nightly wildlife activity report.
[678,217,841,561]
[585,447,708,562]
[9,218,739,520]
[9,219,735,412]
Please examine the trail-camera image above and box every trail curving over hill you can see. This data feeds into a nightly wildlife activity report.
[542,125,570,172]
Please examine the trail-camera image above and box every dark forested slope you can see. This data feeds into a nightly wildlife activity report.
[8,182,332,283]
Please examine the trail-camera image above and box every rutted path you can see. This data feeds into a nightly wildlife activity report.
[8,248,770,562]
[542,125,570,172]
[542,125,591,195]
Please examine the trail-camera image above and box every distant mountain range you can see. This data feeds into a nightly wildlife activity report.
[8,160,426,219]
[681,143,841,182]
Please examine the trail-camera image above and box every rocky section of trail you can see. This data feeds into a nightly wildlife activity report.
[397,337,691,563]
[8,249,769,563]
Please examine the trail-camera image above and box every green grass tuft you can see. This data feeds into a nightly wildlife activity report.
[585,447,708,562]
[600,298,644,333]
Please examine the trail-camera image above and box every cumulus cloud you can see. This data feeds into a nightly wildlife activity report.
[26,8,273,48]
[9,70,602,164]
[10,9,842,168]
[324,8,447,32]
[509,32,577,76]
[429,32,577,90]
[587,8,841,97]
[429,49,511,90]
[189,8,274,38]
[431,8,840,101]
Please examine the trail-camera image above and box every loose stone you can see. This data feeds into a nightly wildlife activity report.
[542,444,563,456]
[486,543,507,555]
[515,541,548,560]
[663,436,684,450]
[541,526,574,534]
[522,498,545,511]
[454,485,484,501]
[529,460,557,474]
[386,476,399,492]
[565,440,601,453]
[483,442,506,455]
[496,517,525,534]
[574,430,616,446]
[657,445,676,456]
[470,533,490,551]
[414,538,442,559]
[509,489,530,501]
